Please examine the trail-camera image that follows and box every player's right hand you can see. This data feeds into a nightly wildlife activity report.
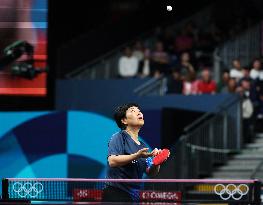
[151,148,162,156]
[136,148,153,158]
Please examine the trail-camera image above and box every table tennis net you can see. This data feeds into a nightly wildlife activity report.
[1,178,261,204]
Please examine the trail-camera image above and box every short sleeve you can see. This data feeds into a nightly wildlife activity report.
[108,134,124,157]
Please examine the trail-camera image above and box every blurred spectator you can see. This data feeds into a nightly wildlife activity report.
[236,86,254,119]
[132,40,144,62]
[217,69,230,92]
[183,72,198,95]
[238,78,257,139]
[223,78,237,93]
[250,59,263,80]
[197,69,216,94]
[153,70,162,78]
[237,67,254,87]
[137,49,152,78]
[175,52,195,80]
[151,41,169,75]
[230,59,244,81]
[118,47,138,78]
[239,78,257,103]
[241,67,252,80]
[166,69,183,94]
[236,86,254,143]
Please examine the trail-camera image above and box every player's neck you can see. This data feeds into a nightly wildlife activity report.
[125,127,140,141]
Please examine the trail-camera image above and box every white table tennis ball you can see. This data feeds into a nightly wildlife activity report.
[167,5,172,11]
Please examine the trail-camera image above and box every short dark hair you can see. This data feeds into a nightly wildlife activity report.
[114,103,140,130]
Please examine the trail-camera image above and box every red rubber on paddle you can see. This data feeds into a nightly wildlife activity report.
[152,149,170,165]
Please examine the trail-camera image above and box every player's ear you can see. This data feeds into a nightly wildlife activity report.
[121,117,128,126]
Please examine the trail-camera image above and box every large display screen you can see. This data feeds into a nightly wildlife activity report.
[0,0,47,96]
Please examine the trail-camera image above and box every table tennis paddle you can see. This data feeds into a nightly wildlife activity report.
[152,149,170,166]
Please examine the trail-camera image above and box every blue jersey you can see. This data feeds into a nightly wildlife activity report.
[105,130,147,201]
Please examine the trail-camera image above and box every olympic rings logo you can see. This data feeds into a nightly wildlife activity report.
[12,182,44,198]
[214,184,249,200]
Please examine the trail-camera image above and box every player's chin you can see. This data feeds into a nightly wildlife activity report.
[138,120,144,126]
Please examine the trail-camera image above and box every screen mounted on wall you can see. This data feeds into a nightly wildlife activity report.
[0,0,47,96]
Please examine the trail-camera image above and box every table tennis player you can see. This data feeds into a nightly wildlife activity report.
[102,103,170,202]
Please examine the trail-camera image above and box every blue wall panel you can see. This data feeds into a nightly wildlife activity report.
[0,111,155,197]
[56,79,234,116]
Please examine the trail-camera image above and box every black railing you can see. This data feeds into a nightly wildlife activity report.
[170,95,242,178]
[133,77,167,96]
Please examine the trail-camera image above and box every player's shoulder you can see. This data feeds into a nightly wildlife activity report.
[110,130,124,141]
